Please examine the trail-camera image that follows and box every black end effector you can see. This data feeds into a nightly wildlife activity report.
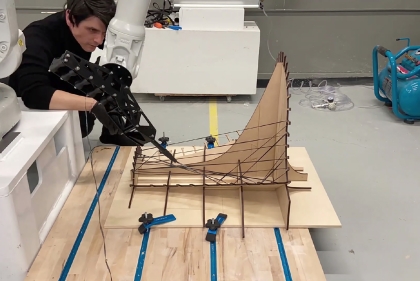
[48,50,157,147]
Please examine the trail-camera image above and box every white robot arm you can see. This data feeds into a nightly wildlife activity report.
[99,0,151,81]
[0,0,26,139]
[0,0,25,78]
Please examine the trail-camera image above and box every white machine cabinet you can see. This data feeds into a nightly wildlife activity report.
[0,105,85,281]
[91,1,261,102]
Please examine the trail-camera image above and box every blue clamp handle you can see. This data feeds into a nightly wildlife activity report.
[138,214,176,234]
[168,25,182,30]
[205,213,227,242]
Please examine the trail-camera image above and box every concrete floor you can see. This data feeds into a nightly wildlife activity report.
[84,85,420,281]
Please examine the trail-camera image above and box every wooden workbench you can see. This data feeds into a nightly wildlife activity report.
[24,146,326,281]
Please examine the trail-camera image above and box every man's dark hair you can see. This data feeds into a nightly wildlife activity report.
[65,0,116,27]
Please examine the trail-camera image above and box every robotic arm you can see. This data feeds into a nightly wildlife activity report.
[0,0,26,139]
[49,0,178,162]
[99,0,150,81]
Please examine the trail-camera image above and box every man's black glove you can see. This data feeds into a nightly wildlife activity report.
[91,101,121,135]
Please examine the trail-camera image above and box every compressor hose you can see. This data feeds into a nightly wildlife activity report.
[290,80,355,112]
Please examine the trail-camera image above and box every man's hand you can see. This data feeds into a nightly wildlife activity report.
[84,97,97,112]
[91,101,121,135]
[49,90,98,111]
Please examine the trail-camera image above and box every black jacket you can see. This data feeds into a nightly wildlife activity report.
[8,11,102,110]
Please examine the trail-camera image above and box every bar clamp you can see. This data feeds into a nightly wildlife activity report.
[205,213,227,242]
[138,212,176,234]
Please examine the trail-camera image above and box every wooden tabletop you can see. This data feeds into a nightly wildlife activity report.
[25,146,326,281]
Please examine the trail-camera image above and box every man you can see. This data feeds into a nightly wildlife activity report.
[8,0,133,145]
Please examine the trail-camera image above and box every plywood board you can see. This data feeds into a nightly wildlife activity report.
[104,146,341,229]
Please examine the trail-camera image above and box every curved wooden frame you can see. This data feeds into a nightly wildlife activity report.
[104,51,341,233]
[130,52,308,230]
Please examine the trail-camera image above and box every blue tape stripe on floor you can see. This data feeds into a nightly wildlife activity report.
[134,230,151,280]
[210,241,217,281]
[274,228,292,281]
[58,146,120,281]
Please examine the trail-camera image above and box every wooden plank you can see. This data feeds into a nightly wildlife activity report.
[88,227,325,281]
[139,228,210,281]
[216,228,326,281]
[281,228,327,281]
[25,146,327,281]
[25,146,131,281]
[218,228,285,281]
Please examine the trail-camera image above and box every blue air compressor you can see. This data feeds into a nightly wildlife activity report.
[372,38,420,124]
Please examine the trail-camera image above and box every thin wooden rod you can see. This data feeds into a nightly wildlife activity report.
[133,167,287,176]
[176,167,260,184]
[134,156,288,169]
[133,145,235,185]
[132,137,288,185]
[137,133,288,166]
[240,135,287,177]
[131,168,284,185]
[133,145,287,170]
[273,170,288,182]
[163,171,171,216]
[134,159,232,185]
[131,180,289,188]
[133,146,142,166]
[129,147,143,209]
[182,166,232,185]
[133,150,159,171]
[171,149,176,165]
[261,152,286,182]
[132,167,280,186]
[202,145,206,227]
[238,160,245,239]
[128,169,135,208]
[202,167,206,227]
[283,66,291,189]
[218,130,287,182]
[288,186,312,190]
[139,120,289,151]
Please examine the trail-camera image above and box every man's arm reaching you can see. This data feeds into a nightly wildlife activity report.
[12,27,96,111]
[49,90,97,111]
